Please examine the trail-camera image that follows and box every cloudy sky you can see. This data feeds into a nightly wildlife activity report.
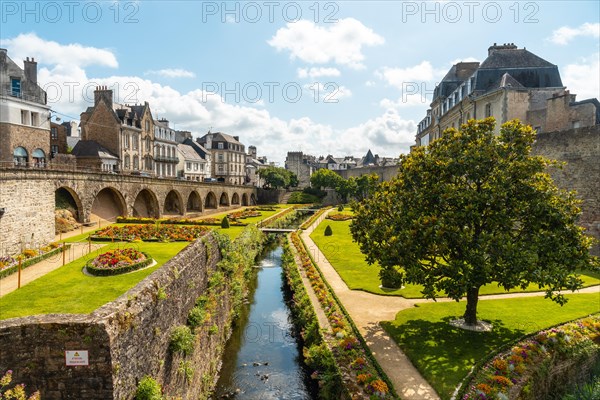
[1,1,598,164]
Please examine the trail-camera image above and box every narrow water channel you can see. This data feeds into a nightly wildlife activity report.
[213,245,318,399]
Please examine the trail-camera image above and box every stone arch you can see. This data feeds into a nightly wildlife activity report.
[133,188,160,218]
[186,191,202,212]
[250,193,257,205]
[204,191,218,209]
[91,187,127,222]
[164,190,184,215]
[55,186,84,222]
[241,193,249,206]
[219,192,230,207]
[231,192,240,205]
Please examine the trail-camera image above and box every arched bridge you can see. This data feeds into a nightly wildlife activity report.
[0,168,257,256]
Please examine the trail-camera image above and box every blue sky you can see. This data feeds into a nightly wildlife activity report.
[1,1,598,164]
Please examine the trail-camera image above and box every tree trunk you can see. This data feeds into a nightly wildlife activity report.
[463,286,480,326]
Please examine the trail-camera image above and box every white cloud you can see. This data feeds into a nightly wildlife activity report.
[562,53,600,101]
[0,32,118,69]
[5,34,415,164]
[297,67,341,79]
[549,22,600,45]
[145,68,196,78]
[376,61,443,89]
[268,18,384,69]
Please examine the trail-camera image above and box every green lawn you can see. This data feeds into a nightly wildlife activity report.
[381,294,600,399]
[0,241,188,320]
[311,219,600,297]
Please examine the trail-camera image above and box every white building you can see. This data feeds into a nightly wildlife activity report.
[153,118,178,178]
[177,143,209,181]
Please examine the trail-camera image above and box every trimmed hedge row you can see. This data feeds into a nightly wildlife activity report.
[299,207,330,230]
[85,252,153,276]
[0,244,71,279]
[115,217,246,227]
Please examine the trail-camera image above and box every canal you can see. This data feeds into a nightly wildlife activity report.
[213,244,318,399]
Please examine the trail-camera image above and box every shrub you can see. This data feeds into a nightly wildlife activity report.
[135,375,162,400]
[169,325,195,356]
[379,266,403,289]
[221,216,230,229]
[21,249,38,259]
[288,192,321,204]
[338,204,344,212]
[0,369,40,400]
[324,225,333,236]
[187,306,206,329]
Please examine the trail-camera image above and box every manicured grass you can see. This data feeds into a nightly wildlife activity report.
[381,294,600,399]
[311,219,600,297]
[0,241,188,320]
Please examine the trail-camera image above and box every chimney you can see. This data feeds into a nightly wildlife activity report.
[159,118,169,127]
[0,48,7,64]
[488,42,518,56]
[233,136,240,142]
[94,86,113,108]
[24,56,38,84]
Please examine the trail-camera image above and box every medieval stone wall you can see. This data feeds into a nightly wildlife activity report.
[0,233,234,399]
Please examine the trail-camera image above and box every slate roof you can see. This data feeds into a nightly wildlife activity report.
[480,48,555,69]
[71,140,118,159]
[178,144,203,161]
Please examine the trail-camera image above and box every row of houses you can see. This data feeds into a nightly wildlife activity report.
[0,48,271,186]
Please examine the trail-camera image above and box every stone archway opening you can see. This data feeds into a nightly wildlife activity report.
[187,191,202,213]
[231,193,240,205]
[164,190,184,215]
[241,193,249,206]
[91,187,126,223]
[55,187,84,234]
[133,189,160,218]
[219,192,229,207]
[204,192,218,209]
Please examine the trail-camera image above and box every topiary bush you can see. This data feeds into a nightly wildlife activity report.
[324,225,333,236]
[221,216,230,229]
[338,204,344,212]
[379,266,403,289]
[135,375,162,400]
[169,325,195,356]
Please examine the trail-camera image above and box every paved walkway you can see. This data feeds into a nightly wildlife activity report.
[0,242,107,297]
[299,209,600,400]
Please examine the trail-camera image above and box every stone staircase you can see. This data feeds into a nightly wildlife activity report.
[280,191,293,204]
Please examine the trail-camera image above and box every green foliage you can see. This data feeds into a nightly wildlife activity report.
[135,375,162,400]
[324,225,333,236]
[187,305,206,329]
[258,166,298,189]
[379,266,403,289]
[169,325,195,356]
[303,186,327,198]
[337,204,344,212]
[288,192,320,204]
[220,216,230,229]
[310,168,344,189]
[352,118,599,325]
[177,361,194,383]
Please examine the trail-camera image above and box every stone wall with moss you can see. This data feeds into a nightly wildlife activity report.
[0,232,250,400]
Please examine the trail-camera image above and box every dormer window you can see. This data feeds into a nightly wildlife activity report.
[11,78,21,97]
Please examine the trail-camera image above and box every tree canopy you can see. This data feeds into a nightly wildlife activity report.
[310,168,344,190]
[258,166,298,189]
[351,118,598,326]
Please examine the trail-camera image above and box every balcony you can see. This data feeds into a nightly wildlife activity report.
[154,155,179,163]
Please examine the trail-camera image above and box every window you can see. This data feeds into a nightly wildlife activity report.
[133,134,139,150]
[146,138,150,152]
[11,78,21,97]
[186,162,192,171]
[218,153,224,162]
[51,145,59,155]
[194,163,198,171]
[51,127,58,139]
[485,103,492,117]
[124,155,130,169]
[13,146,28,166]
[218,142,224,149]
[133,156,139,170]
[30,112,38,127]
[21,110,28,125]
[32,148,45,167]
[124,134,130,149]
[218,165,224,173]
[145,120,150,131]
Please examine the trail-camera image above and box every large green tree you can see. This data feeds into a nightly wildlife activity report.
[310,168,344,190]
[258,166,298,189]
[351,118,598,326]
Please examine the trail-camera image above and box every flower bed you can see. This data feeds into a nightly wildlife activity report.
[116,217,245,226]
[0,242,69,279]
[85,248,152,276]
[326,212,354,221]
[460,315,600,399]
[290,231,396,399]
[227,209,262,221]
[91,224,210,242]
[300,207,330,230]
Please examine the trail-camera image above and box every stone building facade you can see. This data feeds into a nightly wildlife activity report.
[197,132,246,185]
[0,48,51,168]
[415,43,600,147]
[50,121,68,157]
[153,118,179,178]
[285,151,318,188]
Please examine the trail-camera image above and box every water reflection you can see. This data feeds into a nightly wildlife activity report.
[213,246,317,399]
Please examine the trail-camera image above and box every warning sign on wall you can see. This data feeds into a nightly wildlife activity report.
[65,350,89,366]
